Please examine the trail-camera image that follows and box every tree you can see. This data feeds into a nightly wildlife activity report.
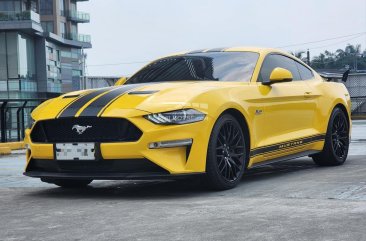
[290,50,307,63]
[308,44,366,71]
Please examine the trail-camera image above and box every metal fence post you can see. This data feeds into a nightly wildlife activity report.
[1,101,8,142]
[17,101,28,141]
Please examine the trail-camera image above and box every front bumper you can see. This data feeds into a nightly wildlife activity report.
[24,159,203,180]
[24,113,214,177]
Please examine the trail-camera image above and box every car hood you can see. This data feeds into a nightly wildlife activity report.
[32,81,247,120]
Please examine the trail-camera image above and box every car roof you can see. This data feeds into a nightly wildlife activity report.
[162,47,310,69]
[165,47,286,56]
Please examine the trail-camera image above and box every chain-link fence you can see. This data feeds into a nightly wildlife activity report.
[344,74,366,117]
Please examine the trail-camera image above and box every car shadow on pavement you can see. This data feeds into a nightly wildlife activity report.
[23,158,323,199]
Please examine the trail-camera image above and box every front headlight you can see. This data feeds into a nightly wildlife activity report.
[145,109,206,125]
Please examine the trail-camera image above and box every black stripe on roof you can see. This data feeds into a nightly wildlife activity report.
[205,47,227,52]
[186,49,206,54]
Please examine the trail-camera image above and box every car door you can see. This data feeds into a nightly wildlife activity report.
[253,54,318,157]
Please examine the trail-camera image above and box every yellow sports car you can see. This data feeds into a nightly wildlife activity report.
[24,47,351,190]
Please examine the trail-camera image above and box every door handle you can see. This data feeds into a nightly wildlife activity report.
[304,92,312,98]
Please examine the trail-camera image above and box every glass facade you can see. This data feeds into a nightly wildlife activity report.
[0,32,37,98]
[45,42,82,93]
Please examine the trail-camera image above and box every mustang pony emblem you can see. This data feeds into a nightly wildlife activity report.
[72,125,92,135]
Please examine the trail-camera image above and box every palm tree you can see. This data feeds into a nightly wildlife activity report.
[290,50,307,62]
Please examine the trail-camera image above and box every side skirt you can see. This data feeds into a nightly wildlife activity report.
[249,150,320,169]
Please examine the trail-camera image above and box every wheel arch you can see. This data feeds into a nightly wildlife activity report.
[219,108,251,168]
[321,97,351,134]
[333,103,351,127]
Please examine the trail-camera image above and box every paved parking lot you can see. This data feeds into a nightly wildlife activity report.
[1,121,366,241]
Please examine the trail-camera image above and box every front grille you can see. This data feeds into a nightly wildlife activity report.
[30,117,142,143]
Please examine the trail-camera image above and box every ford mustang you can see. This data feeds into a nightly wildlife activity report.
[24,47,351,190]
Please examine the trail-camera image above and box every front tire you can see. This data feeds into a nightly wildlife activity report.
[312,107,350,166]
[41,178,92,188]
[205,114,247,190]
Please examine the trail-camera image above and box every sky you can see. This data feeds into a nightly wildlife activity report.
[78,0,366,77]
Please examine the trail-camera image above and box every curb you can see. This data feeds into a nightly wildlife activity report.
[0,142,25,155]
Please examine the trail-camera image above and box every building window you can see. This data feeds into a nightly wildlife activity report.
[40,0,53,15]
[70,1,76,12]
[41,21,54,33]
[59,0,65,15]
[60,22,66,38]
[72,70,82,77]
[71,23,77,35]
[47,46,53,54]
[0,32,36,93]
[0,32,7,80]
[56,50,60,61]
[0,81,7,91]
[8,80,20,91]
[61,51,72,58]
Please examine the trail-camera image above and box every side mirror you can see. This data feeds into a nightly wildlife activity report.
[263,67,293,85]
[114,77,128,86]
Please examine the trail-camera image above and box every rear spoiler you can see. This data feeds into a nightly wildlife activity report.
[319,70,350,82]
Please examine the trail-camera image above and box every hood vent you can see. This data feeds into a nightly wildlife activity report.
[128,90,159,95]
[63,94,80,98]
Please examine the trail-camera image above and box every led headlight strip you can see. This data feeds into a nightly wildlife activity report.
[145,109,205,125]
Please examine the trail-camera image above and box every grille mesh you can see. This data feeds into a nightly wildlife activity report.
[30,117,142,143]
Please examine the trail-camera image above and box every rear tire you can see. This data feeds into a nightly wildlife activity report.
[41,178,92,188]
[312,107,350,166]
[204,114,247,190]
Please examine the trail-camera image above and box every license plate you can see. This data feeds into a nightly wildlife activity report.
[55,143,95,161]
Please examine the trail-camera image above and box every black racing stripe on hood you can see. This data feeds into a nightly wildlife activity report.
[78,84,146,117]
[58,87,113,118]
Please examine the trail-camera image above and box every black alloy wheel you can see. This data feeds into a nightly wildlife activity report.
[205,114,247,190]
[312,107,349,166]
[331,113,349,159]
[216,121,245,182]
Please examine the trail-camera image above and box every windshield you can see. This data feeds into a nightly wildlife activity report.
[126,52,259,84]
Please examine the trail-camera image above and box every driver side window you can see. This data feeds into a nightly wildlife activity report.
[258,54,301,82]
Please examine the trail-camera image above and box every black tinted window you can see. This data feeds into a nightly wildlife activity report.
[126,52,259,84]
[258,54,301,82]
[296,62,314,80]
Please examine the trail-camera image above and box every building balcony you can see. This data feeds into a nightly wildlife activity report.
[63,33,91,43]
[0,10,40,23]
[62,10,90,23]
[44,32,91,48]
[0,10,42,32]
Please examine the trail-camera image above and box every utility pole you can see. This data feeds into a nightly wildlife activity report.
[80,47,87,90]
[307,49,310,65]
[355,54,358,71]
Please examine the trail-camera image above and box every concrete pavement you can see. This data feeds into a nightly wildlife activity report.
[0,121,365,241]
